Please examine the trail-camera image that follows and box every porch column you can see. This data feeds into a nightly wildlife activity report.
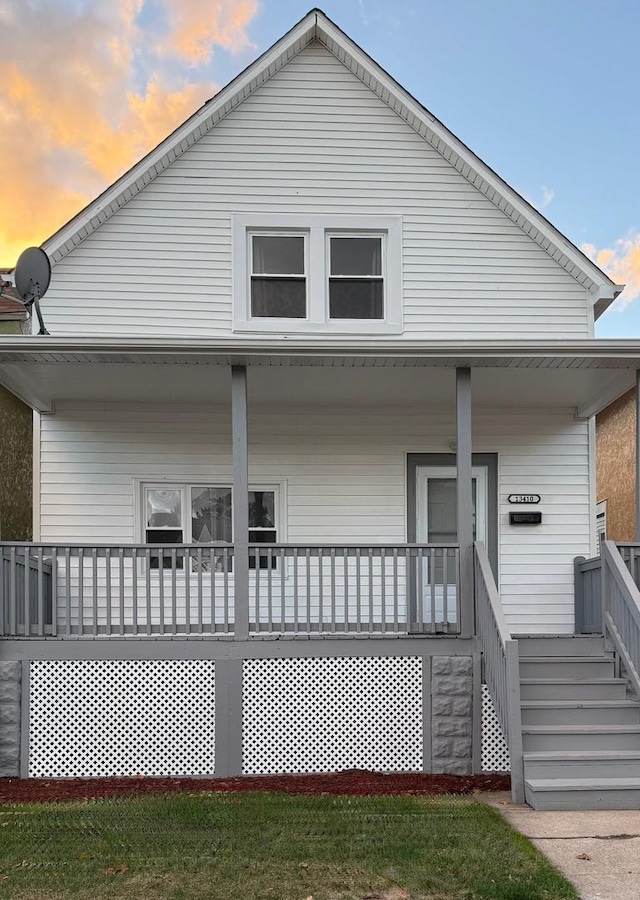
[636,370,640,541]
[232,365,249,640]
[456,367,474,638]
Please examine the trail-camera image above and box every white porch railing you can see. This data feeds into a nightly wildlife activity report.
[474,541,524,803]
[0,542,460,638]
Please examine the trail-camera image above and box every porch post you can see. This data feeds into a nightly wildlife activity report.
[636,369,640,541]
[231,365,249,640]
[456,367,474,638]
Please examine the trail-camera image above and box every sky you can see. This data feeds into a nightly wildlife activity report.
[1,0,639,336]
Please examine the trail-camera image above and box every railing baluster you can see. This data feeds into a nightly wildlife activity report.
[105,548,112,636]
[356,548,361,633]
[280,548,286,633]
[416,548,423,631]
[443,549,449,625]
[92,548,98,636]
[184,549,191,635]
[429,548,436,629]
[158,548,165,633]
[343,548,349,632]
[318,548,323,631]
[330,548,336,633]
[78,548,84,636]
[65,547,71,635]
[267,548,273,632]
[37,548,44,636]
[132,549,138,635]
[393,547,399,632]
[119,548,125,636]
[381,548,386,633]
[51,547,58,637]
[170,548,177,636]
[145,548,152,636]
[197,548,203,633]
[293,548,299,632]
[368,548,374,631]
[306,548,311,633]
[23,548,30,637]
[9,547,16,636]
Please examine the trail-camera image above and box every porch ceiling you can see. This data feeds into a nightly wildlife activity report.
[1,337,639,416]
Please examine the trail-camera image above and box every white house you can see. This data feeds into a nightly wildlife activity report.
[2,9,640,809]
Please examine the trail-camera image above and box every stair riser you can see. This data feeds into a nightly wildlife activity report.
[526,787,640,810]
[525,760,640,779]
[522,706,640,726]
[520,660,615,679]
[520,682,627,701]
[523,731,640,751]
[517,637,605,657]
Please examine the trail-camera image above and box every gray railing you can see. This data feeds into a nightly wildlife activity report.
[248,544,460,635]
[474,541,524,803]
[1,544,234,637]
[574,554,603,634]
[1,542,459,638]
[602,540,640,698]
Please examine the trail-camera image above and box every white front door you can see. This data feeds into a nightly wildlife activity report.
[415,466,488,624]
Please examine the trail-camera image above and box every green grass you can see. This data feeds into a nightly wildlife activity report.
[0,792,578,900]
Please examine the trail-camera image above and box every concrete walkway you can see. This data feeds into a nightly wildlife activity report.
[485,792,640,900]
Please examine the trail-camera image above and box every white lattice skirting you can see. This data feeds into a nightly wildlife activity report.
[29,660,216,777]
[243,656,423,774]
[481,684,511,772]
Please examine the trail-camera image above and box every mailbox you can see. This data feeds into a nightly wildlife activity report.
[509,511,542,526]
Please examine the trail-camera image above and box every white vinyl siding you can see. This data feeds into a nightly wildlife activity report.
[39,405,590,634]
[41,43,590,339]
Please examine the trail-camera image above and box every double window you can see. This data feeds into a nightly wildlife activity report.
[143,484,278,569]
[233,215,401,333]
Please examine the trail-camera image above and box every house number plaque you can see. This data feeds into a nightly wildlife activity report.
[508,494,541,504]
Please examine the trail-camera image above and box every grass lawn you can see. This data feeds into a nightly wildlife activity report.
[0,792,578,900]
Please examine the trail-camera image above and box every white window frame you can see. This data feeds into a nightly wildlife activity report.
[136,480,286,573]
[233,214,402,334]
[325,231,385,322]
[248,229,309,320]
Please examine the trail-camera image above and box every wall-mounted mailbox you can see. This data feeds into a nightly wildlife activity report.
[509,511,542,526]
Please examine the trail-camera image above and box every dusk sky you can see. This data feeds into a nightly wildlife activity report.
[1,0,638,336]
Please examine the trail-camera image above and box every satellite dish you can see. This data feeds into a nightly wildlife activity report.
[14,247,50,335]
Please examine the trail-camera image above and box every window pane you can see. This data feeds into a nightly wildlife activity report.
[191,487,232,543]
[329,279,383,319]
[427,479,478,543]
[146,489,181,528]
[146,529,183,543]
[330,237,381,276]
[251,278,306,317]
[249,491,275,528]
[252,235,304,275]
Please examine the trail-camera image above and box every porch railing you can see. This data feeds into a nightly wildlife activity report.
[1,542,460,638]
[574,554,603,634]
[474,541,524,803]
[601,540,640,698]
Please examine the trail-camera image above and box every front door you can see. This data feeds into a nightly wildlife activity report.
[413,465,488,627]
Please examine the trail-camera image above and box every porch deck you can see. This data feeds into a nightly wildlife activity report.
[0,542,460,638]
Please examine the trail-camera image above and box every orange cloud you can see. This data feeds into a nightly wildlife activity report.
[582,236,640,310]
[160,0,258,62]
[0,0,257,268]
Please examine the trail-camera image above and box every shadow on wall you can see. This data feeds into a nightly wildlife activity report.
[0,384,32,541]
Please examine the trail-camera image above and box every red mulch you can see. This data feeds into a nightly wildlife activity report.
[0,771,510,804]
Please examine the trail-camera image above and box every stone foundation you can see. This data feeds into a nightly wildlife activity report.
[0,661,21,776]
[431,656,473,774]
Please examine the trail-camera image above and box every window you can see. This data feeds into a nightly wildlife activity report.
[143,484,279,570]
[233,215,401,333]
[328,235,383,319]
[250,234,306,318]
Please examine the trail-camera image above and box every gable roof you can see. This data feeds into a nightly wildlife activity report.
[42,8,623,319]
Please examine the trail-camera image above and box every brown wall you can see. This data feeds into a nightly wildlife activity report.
[0,384,32,540]
[596,388,636,542]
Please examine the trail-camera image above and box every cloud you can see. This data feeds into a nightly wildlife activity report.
[582,234,640,310]
[0,0,258,267]
[540,185,554,209]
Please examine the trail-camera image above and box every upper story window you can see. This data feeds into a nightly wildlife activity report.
[251,234,306,318]
[233,215,402,334]
[328,235,383,320]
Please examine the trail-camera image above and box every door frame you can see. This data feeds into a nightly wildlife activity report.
[406,453,499,582]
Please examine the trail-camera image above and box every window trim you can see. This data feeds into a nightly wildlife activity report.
[233,214,402,334]
[135,479,287,557]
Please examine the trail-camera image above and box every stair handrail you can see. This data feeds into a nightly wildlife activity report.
[602,540,640,698]
[474,541,524,804]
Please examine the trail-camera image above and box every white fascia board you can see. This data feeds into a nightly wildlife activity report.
[576,371,636,419]
[4,336,640,360]
[0,364,53,412]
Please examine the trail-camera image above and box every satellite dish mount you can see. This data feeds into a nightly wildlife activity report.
[14,247,51,335]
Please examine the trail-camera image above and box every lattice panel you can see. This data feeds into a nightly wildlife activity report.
[243,656,422,774]
[482,683,510,772]
[29,660,215,777]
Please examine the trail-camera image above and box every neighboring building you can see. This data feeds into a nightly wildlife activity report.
[596,387,636,542]
[2,9,640,810]
[0,272,31,540]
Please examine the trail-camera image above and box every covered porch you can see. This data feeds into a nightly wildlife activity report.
[1,337,639,642]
